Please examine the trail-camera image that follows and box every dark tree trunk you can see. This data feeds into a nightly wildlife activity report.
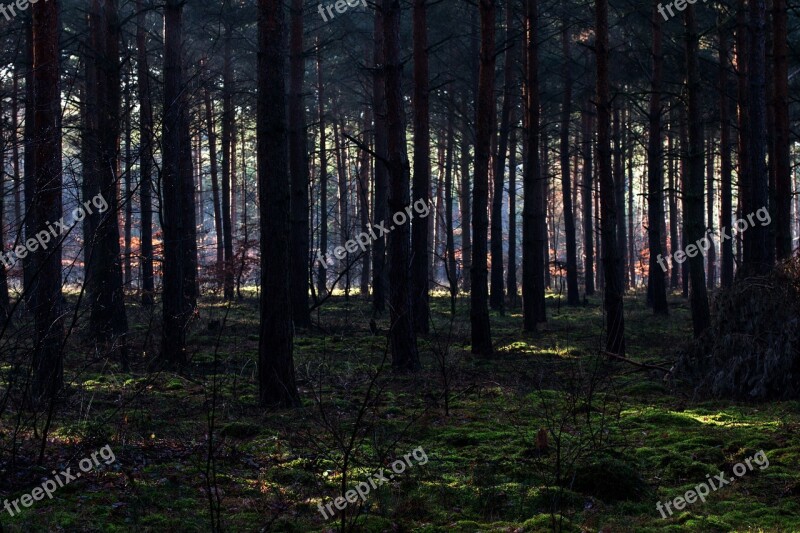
[614,103,626,293]
[445,100,458,311]
[332,118,350,297]
[358,107,372,296]
[743,0,770,275]
[736,0,750,269]
[459,105,472,293]
[257,0,300,408]
[221,9,235,300]
[12,69,22,236]
[647,3,668,314]
[289,0,311,327]
[384,0,420,370]
[411,0,430,333]
[719,28,734,288]
[32,0,64,400]
[490,0,516,312]
[137,0,155,306]
[471,0,496,354]
[124,75,133,288]
[560,22,579,305]
[596,0,624,356]
[581,105,594,297]
[0,94,9,323]
[772,0,791,259]
[161,0,196,367]
[86,0,128,368]
[684,4,711,337]
[706,136,716,289]
[507,115,518,306]
[668,108,680,290]
[316,42,329,298]
[23,20,35,306]
[371,16,388,312]
[522,0,546,331]
[627,109,636,289]
[203,77,224,283]
[680,111,690,298]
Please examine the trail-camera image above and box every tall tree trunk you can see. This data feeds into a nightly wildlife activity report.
[12,69,22,235]
[736,0,750,268]
[668,108,680,290]
[32,0,64,400]
[257,0,300,408]
[289,0,311,326]
[523,0,546,331]
[0,94,9,323]
[23,19,35,306]
[332,118,350,297]
[371,16,388,312]
[490,0,516,311]
[719,28,734,288]
[383,0,420,371]
[124,74,133,288]
[581,105,595,297]
[221,8,235,300]
[647,3,668,314]
[358,107,372,296]
[507,115,519,306]
[137,0,155,306]
[706,136,716,289]
[445,101,458,311]
[161,0,196,366]
[614,102,626,293]
[772,0,791,259]
[459,104,472,292]
[471,0,496,353]
[627,110,636,288]
[596,0,625,355]
[560,21,579,305]
[743,0,770,275]
[86,0,129,369]
[203,76,224,284]
[684,4,711,337]
[411,0,430,333]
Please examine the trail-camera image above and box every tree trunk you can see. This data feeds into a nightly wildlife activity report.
[32,0,64,400]
[257,0,300,408]
[371,16,388,313]
[161,0,196,367]
[445,100,458,311]
[507,115,519,306]
[124,75,133,288]
[647,3,668,314]
[0,94,9,323]
[614,102,626,293]
[736,0,750,269]
[560,22,579,305]
[137,0,155,306]
[596,0,625,356]
[23,19,35,307]
[490,0,516,312]
[203,75,224,284]
[384,0,420,371]
[411,0,431,333]
[581,105,595,297]
[221,9,235,299]
[471,0,496,353]
[706,136,716,289]
[719,28,734,288]
[358,107,372,296]
[684,4,711,337]
[668,108,680,290]
[289,0,311,326]
[459,104,472,292]
[772,0,791,259]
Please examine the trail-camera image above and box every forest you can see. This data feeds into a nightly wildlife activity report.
[0,0,799,530]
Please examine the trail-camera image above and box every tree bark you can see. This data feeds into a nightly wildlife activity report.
[411,0,431,333]
[32,0,64,400]
[560,22,579,305]
[383,0,420,370]
[772,0,791,259]
[719,28,734,288]
[203,74,224,284]
[136,0,155,306]
[445,100,458,311]
[371,16,388,312]
[221,7,235,299]
[289,0,311,326]
[596,0,625,355]
[684,4,711,337]
[471,0,496,353]
[507,114,518,306]
[647,3,668,314]
[257,0,300,407]
[581,105,595,297]
[0,94,9,323]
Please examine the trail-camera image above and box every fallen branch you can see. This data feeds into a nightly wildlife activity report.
[603,351,672,373]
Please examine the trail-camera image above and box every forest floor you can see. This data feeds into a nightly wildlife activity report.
[2,287,800,532]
